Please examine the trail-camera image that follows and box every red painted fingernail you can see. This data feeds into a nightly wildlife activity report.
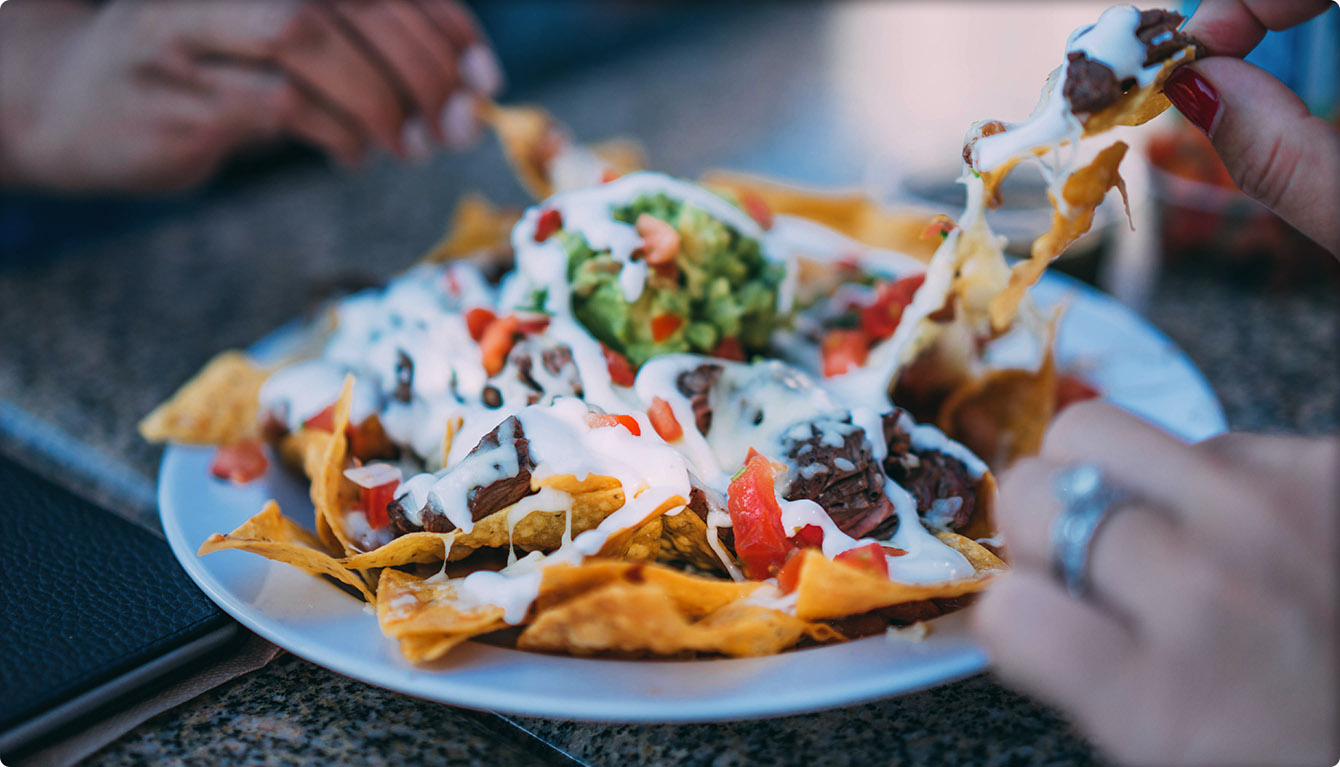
[1165,66,1221,136]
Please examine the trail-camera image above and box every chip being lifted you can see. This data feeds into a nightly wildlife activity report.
[144,5,1191,664]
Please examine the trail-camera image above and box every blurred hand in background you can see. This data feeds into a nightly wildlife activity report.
[0,0,503,193]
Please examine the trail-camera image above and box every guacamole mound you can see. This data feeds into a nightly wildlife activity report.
[561,192,786,369]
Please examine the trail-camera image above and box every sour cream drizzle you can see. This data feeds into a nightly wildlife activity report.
[263,172,997,623]
[968,4,1189,174]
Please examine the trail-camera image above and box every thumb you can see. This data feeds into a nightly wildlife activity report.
[1164,57,1340,255]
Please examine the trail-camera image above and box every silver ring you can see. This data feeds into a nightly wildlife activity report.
[1049,463,1133,599]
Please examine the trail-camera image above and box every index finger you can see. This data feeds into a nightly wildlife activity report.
[1182,0,1334,58]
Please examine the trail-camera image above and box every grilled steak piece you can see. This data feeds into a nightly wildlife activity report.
[675,363,722,436]
[464,416,537,522]
[880,409,977,532]
[687,476,732,546]
[393,350,413,403]
[499,338,583,406]
[1064,9,1201,115]
[1064,52,1123,115]
[386,416,537,534]
[1136,9,1200,66]
[781,416,896,539]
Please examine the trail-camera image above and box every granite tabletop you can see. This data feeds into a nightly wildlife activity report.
[1,5,1335,766]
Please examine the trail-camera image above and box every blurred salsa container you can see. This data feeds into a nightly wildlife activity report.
[1152,2,1338,288]
[1147,117,1339,289]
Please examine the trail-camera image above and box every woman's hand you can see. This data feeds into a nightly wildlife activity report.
[972,401,1337,766]
[0,0,503,192]
[1165,0,1339,254]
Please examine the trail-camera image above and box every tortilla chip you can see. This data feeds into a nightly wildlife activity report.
[988,142,1128,331]
[702,171,939,261]
[792,550,995,621]
[933,530,1007,571]
[658,509,728,572]
[376,569,509,662]
[421,194,520,264]
[938,341,1058,468]
[533,560,758,618]
[341,531,459,569]
[139,351,268,445]
[593,492,685,559]
[310,376,360,555]
[478,101,561,199]
[518,579,838,657]
[438,415,463,472]
[448,482,624,559]
[956,472,999,543]
[590,138,646,178]
[1082,51,1196,136]
[277,428,327,474]
[198,501,374,602]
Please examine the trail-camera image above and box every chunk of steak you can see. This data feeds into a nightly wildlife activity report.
[1136,9,1201,66]
[675,363,722,436]
[781,416,896,539]
[463,416,537,522]
[387,416,536,534]
[1065,9,1202,115]
[1064,52,1122,115]
[497,338,583,406]
[687,476,732,546]
[880,409,977,532]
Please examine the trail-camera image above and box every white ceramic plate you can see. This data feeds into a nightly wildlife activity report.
[158,272,1226,722]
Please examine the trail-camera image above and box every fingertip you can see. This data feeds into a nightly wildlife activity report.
[440,90,481,149]
[459,43,504,97]
[1172,57,1340,253]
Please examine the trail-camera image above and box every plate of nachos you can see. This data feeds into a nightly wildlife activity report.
[143,5,1225,721]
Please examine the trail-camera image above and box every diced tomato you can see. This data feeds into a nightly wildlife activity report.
[821,329,870,377]
[361,482,396,528]
[882,545,908,557]
[304,404,336,432]
[444,270,462,296]
[1056,373,1101,411]
[650,313,683,343]
[740,191,774,230]
[727,452,793,579]
[600,167,621,183]
[647,397,683,442]
[479,314,519,376]
[711,336,746,361]
[836,253,863,271]
[533,208,563,242]
[635,213,680,265]
[919,214,957,241]
[210,440,268,484]
[465,307,496,342]
[602,345,637,386]
[345,464,402,529]
[790,524,824,549]
[776,549,807,594]
[859,273,926,340]
[585,412,641,436]
[514,311,551,335]
[834,542,889,578]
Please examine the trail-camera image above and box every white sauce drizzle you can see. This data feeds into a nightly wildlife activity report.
[261,170,1004,621]
[969,4,1188,174]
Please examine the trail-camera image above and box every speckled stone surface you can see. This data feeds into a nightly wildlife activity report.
[81,654,569,767]
[0,5,1335,767]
